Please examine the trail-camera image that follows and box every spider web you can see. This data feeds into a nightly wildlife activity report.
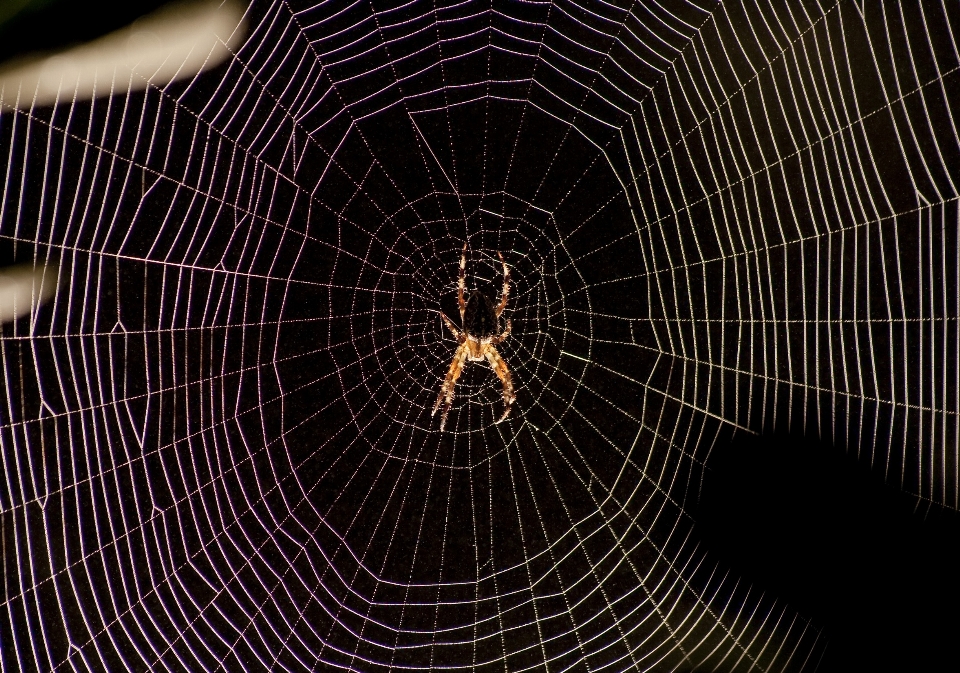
[1,1,958,671]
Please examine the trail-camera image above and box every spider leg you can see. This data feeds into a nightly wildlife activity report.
[491,318,511,344]
[458,243,468,322]
[494,251,510,318]
[484,345,515,424]
[438,311,461,339]
[433,341,468,430]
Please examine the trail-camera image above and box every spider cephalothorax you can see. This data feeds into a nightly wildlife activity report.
[432,244,515,430]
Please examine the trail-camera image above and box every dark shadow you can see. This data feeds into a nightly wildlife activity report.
[690,432,960,671]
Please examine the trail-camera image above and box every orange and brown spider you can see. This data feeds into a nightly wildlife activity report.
[432,244,515,430]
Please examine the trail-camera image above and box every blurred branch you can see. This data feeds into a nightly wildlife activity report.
[0,263,58,324]
[0,0,247,109]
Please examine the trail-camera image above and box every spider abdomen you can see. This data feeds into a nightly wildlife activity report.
[463,290,499,338]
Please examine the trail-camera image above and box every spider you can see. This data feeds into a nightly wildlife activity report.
[432,244,515,430]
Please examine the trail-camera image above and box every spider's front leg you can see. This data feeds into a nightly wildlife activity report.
[433,342,468,431]
[484,345,515,423]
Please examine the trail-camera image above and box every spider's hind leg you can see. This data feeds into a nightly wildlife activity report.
[458,243,468,322]
[439,311,461,339]
[492,319,511,343]
[495,251,510,318]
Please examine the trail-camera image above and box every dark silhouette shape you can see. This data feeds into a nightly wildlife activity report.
[692,433,960,671]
